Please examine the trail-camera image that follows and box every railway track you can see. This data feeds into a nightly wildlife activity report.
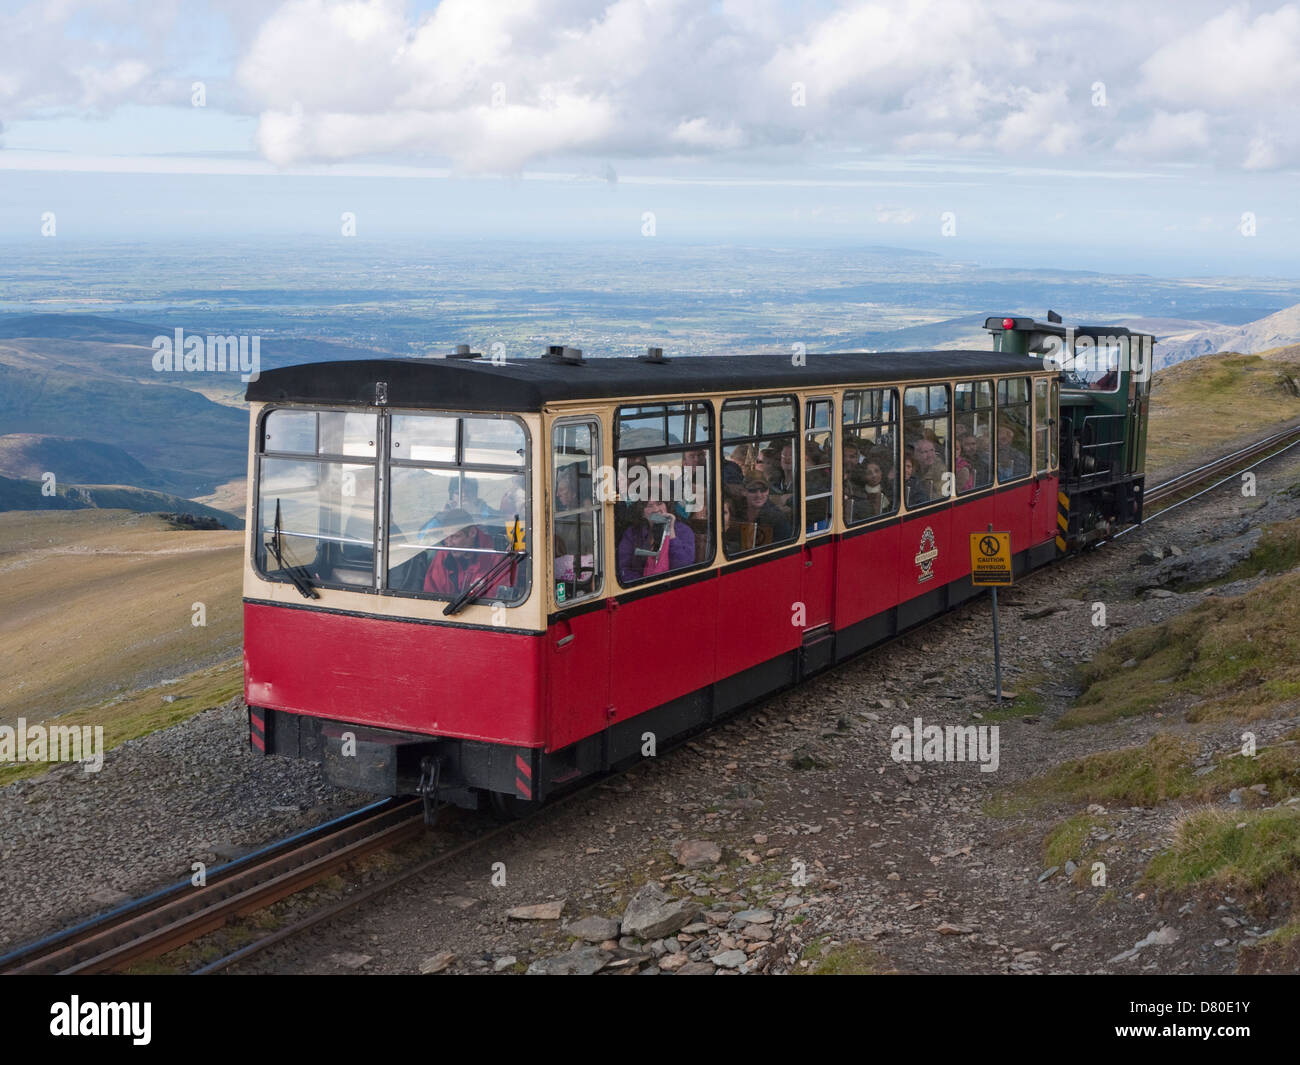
[7,422,1300,976]
[0,799,425,975]
[1140,424,1300,511]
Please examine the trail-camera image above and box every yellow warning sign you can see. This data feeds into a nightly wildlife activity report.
[970,532,1013,586]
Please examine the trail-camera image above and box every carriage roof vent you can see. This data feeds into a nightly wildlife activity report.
[447,344,481,359]
[545,345,586,365]
[639,346,669,364]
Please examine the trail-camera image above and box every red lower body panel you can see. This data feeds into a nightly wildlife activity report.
[243,602,544,747]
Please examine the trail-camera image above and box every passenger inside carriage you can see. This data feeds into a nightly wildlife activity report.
[737,470,791,546]
[996,425,1031,480]
[617,499,695,583]
[909,436,947,504]
[423,508,520,600]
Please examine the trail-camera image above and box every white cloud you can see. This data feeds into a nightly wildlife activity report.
[6,1,1300,174]
[1115,110,1210,158]
[671,118,745,151]
[1141,4,1300,108]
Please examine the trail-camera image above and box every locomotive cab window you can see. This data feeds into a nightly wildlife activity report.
[996,378,1032,482]
[954,380,994,494]
[256,408,378,593]
[902,385,950,509]
[614,401,714,586]
[553,419,603,606]
[721,395,797,557]
[386,413,529,606]
[842,388,898,524]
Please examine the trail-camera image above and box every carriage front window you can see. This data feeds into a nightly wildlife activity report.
[255,408,529,605]
[386,413,529,605]
[256,409,379,592]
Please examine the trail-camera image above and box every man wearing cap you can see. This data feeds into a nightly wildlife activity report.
[423,508,502,597]
[738,470,792,546]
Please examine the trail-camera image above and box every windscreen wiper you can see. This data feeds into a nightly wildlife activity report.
[266,498,319,600]
[442,516,526,616]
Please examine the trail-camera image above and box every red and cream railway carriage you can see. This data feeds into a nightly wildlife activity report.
[244,344,1060,813]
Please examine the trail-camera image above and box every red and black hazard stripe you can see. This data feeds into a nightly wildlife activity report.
[249,707,266,753]
[515,753,533,800]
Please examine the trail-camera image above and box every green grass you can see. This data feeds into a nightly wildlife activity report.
[1146,347,1300,477]
[0,658,242,787]
[797,936,894,974]
[1060,569,1300,727]
[997,732,1300,818]
[1147,807,1300,898]
[1224,517,1300,582]
[1044,810,1115,876]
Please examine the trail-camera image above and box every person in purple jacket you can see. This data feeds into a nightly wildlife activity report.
[617,499,695,584]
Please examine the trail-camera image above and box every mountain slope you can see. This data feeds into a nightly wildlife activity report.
[0,474,241,528]
[1156,303,1300,366]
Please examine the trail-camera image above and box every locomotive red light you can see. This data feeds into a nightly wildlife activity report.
[1002,318,1016,330]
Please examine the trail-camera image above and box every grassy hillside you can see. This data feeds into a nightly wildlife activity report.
[0,510,244,727]
[0,433,201,495]
[0,341,247,493]
[1146,344,1300,478]
[0,473,240,528]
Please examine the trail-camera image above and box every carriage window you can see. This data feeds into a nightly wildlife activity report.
[902,384,950,508]
[720,395,797,558]
[1034,378,1052,475]
[614,401,714,586]
[553,420,602,606]
[996,378,1032,483]
[1050,380,1060,469]
[256,409,379,592]
[842,388,898,525]
[954,380,994,493]
[386,413,529,606]
[804,398,833,535]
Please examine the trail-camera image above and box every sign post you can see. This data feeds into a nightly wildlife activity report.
[970,526,1013,704]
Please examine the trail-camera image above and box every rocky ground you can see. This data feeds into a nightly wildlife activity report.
[4,450,1299,973]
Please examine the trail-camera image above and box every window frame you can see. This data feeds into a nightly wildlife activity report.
[995,376,1032,485]
[255,405,382,595]
[953,378,995,495]
[551,415,605,608]
[613,398,716,588]
[841,386,899,527]
[804,396,835,537]
[252,405,532,607]
[720,393,800,560]
[901,382,952,512]
[1034,377,1052,476]
[384,409,532,606]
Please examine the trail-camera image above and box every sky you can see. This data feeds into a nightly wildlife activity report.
[1,0,1298,275]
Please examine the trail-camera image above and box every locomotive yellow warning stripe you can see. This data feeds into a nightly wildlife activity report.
[1056,491,1070,553]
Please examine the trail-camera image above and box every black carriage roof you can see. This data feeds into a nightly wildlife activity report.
[245,349,1048,413]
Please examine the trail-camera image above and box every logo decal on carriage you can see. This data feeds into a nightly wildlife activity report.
[914,526,938,583]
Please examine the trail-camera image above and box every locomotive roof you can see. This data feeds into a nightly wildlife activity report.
[245,349,1049,413]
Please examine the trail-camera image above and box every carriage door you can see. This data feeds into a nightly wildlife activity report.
[800,397,836,670]
[547,417,610,751]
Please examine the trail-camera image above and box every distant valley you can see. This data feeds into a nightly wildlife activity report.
[2,240,1300,530]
